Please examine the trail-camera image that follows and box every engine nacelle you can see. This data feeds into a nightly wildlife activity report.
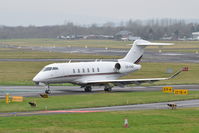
[114,62,141,73]
[114,63,121,71]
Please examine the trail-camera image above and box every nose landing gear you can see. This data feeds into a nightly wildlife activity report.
[45,84,51,94]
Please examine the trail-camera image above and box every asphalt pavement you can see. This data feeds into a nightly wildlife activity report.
[0,85,198,98]
[1,44,199,63]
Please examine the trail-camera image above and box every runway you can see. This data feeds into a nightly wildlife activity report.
[0,85,198,98]
[1,44,199,63]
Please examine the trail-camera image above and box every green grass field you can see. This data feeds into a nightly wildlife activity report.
[1,91,199,113]
[0,39,131,49]
[0,39,198,85]
[0,39,199,133]
[156,40,199,49]
[0,108,199,133]
[1,38,199,49]
[0,48,119,59]
[123,62,199,85]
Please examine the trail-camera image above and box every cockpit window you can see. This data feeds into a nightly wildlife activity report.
[52,67,58,70]
[43,67,52,71]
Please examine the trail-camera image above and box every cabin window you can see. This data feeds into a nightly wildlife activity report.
[52,67,58,70]
[97,67,100,72]
[87,68,90,73]
[73,69,75,73]
[92,68,95,72]
[43,67,52,71]
[78,69,80,73]
[82,68,85,73]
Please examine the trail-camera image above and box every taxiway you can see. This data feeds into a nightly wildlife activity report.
[0,85,198,98]
[1,99,199,117]
[1,44,199,63]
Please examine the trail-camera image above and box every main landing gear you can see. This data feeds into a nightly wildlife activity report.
[104,83,113,92]
[84,86,92,92]
[45,84,51,94]
[84,85,113,92]
[104,86,112,92]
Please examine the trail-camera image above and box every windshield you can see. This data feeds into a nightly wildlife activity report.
[42,67,59,72]
[52,67,58,70]
[43,67,52,71]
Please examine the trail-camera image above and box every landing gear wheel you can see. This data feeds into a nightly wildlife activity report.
[84,86,92,92]
[45,84,51,94]
[104,87,112,92]
[45,89,51,94]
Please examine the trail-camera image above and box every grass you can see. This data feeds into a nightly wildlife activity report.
[120,62,199,85]
[0,38,131,49]
[0,62,198,85]
[1,38,199,49]
[0,38,199,59]
[0,39,198,85]
[1,91,199,113]
[0,46,198,60]
[0,108,199,133]
[159,49,199,53]
[0,48,119,59]
[0,61,51,85]
[155,40,199,49]
[0,39,199,133]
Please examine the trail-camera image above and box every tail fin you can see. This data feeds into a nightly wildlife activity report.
[118,40,173,63]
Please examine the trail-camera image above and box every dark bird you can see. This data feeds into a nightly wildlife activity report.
[40,94,48,98]
[167,103,177,109]
[28,102,37,107]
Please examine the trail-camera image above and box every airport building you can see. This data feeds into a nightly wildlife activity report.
[192,32,199,40]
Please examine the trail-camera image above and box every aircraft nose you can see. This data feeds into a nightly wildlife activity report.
[33,74,40,84]
[33,76,37,82]
[33,72,48,85]
[32,73,41,82]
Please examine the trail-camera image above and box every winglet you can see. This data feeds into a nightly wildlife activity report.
[169,67,188,79]
[182,67,189,71]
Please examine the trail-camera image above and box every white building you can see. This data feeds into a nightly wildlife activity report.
[192,32,199,40]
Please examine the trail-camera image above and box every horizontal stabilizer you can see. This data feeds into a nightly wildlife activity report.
[119,39,173,63]
[135,40,173,46]
[136,42,173,46]
[128,40,173,46]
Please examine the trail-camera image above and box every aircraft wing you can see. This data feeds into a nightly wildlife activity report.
[83,68,184,86]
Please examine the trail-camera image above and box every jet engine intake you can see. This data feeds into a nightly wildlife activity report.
[114,63,121,72]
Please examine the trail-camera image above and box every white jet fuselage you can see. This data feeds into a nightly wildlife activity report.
[33,61,141,85]
[33,40,178,92]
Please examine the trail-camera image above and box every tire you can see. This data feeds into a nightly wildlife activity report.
[104,88,112,92]
[85,86,92,92]
[45,90,51,94]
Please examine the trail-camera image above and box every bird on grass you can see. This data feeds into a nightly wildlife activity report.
[28,102,37,107]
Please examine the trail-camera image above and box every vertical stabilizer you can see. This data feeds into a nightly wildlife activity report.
[118,40,173,63]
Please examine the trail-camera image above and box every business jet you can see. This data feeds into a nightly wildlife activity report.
[33,40,183,94]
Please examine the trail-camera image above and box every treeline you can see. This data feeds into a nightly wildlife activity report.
[0,19,199,40]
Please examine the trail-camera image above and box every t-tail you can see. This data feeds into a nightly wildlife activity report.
[118,40,173,63]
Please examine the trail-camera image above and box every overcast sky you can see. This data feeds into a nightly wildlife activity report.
[0,0,198,26]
